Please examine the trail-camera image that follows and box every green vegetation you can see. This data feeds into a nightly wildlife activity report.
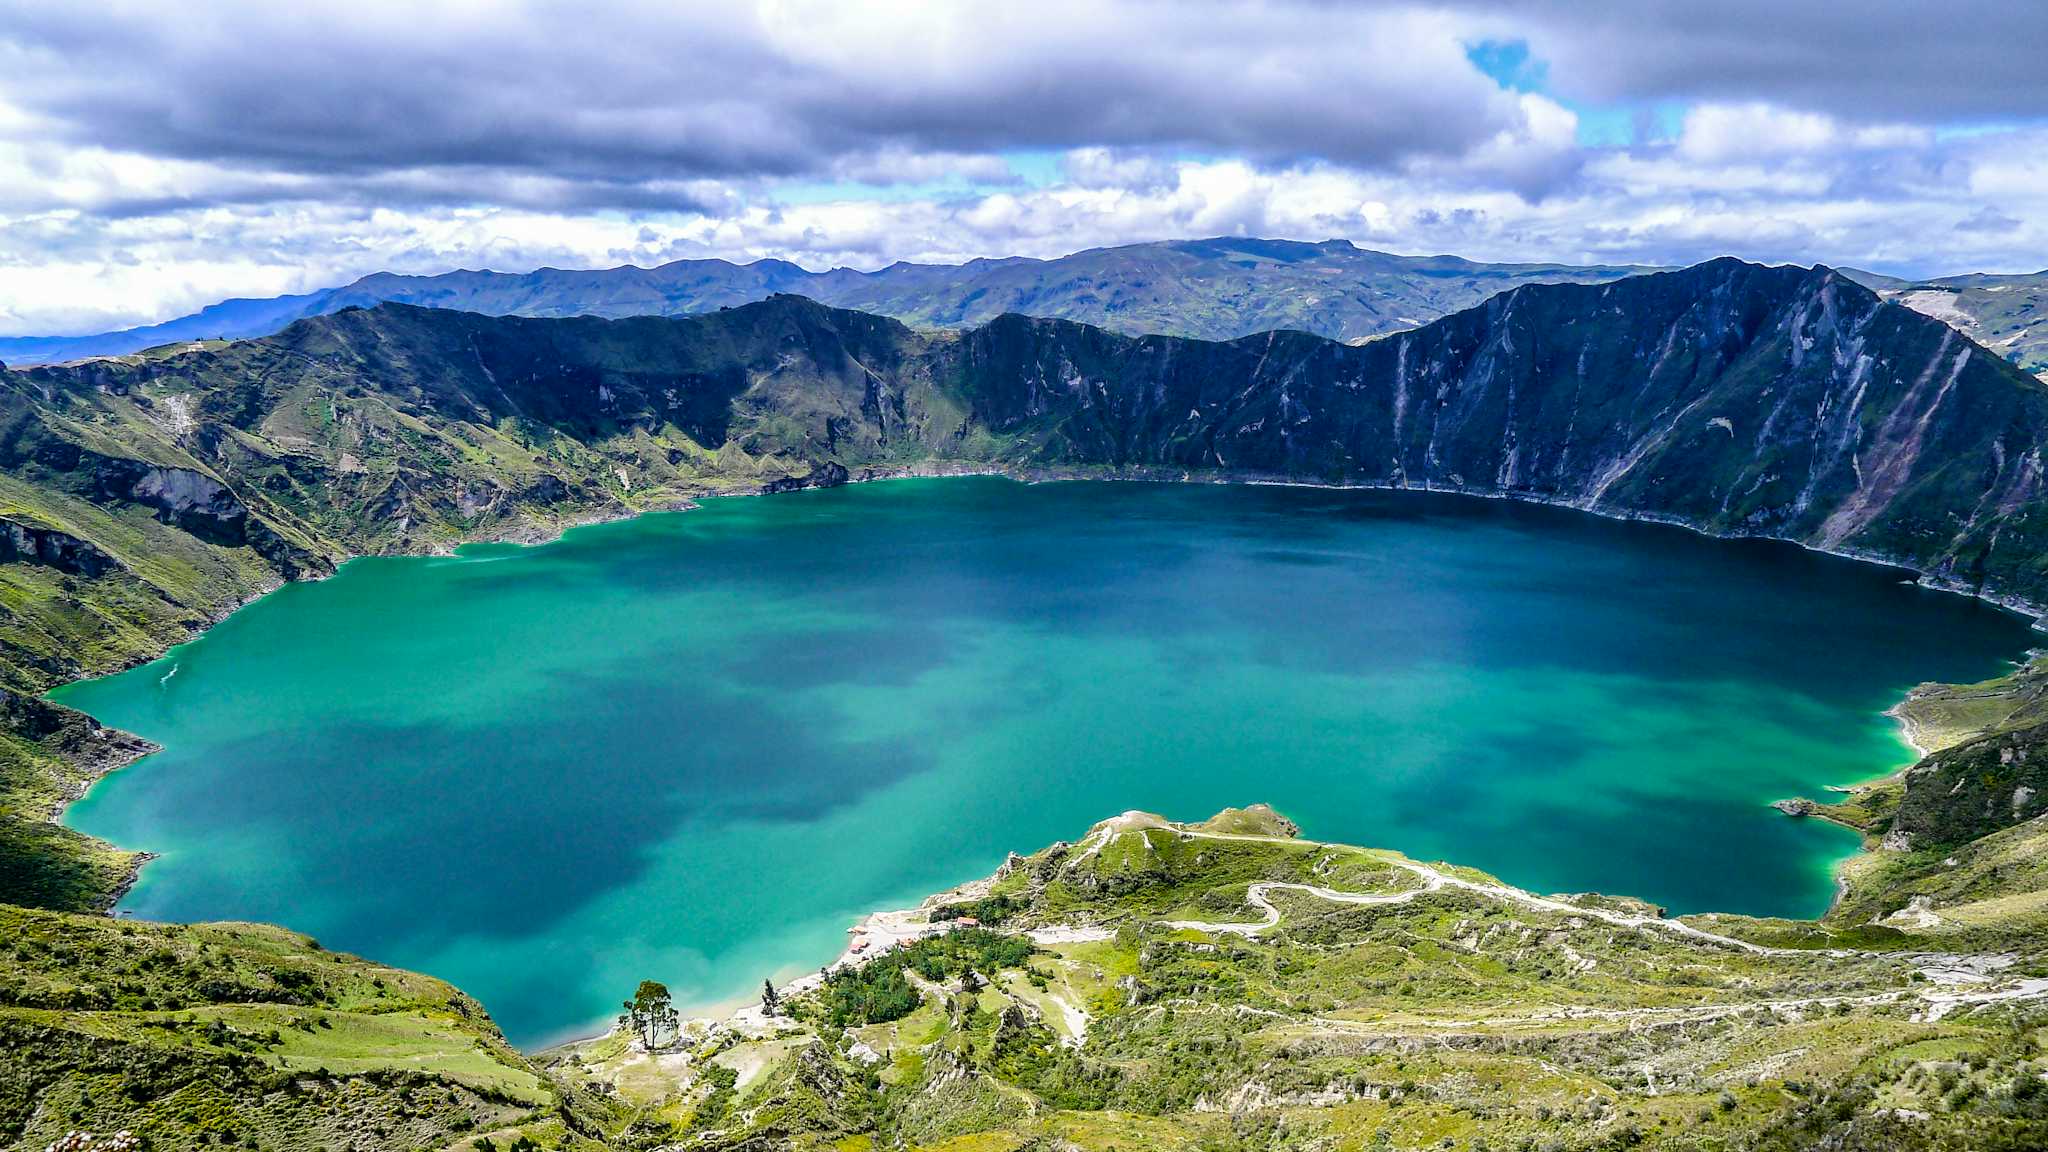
[9,257,2048,1147]
[0,904,621,1151]
[929,894,1022,926]
[812,931,1037,1028]
[558,802,2048,1151]
[815,964,920,1029]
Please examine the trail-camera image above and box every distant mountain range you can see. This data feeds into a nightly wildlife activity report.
[11,237,2043,384]
[0,237,1660,365]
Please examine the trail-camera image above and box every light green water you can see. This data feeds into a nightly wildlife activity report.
[56,479,2035,1044]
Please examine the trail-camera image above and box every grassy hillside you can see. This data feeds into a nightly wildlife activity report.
[0,904,620,1152]
[552,802,2048,1151]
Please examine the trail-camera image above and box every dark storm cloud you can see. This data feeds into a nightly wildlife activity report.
[0,1,1524,197]
[1497,2,2048,124]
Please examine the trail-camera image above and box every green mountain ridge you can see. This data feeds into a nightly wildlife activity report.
[8,257,2048,1148]
[0,902,624,1152]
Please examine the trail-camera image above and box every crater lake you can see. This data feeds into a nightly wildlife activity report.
[55,478,2038,1044]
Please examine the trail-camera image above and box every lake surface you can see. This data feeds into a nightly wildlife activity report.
[57,478,2036,1044]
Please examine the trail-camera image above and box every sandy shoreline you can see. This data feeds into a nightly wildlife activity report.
[1886,700,1933,760]
[542,869,1123,1056]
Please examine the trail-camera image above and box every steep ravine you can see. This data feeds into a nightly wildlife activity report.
[8,256,2048,913]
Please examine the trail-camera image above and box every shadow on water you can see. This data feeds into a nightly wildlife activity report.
[93,652,950,949]
[716,621,956,691]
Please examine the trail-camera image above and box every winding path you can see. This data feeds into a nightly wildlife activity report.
[1068,821,2048,1022]
[1142,823,1831,957]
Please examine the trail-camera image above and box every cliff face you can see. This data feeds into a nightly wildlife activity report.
[943,260,2048,603]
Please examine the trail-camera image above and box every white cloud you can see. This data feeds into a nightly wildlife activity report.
[14,115,2048,336]
[1671,104,1940,169]
[1678,104,1841,162]
[1,2,2047,334]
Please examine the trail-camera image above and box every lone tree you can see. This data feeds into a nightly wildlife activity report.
[621,979,679,1049]
[761,979,781,1016]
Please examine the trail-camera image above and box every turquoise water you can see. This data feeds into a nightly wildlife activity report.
[56,479,2035,1044]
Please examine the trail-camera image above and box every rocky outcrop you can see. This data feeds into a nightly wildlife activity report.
[760,461,851,494]
[0,692,156,786]
[1889,722,2048,848]
[0,518,116,577]
[91,458,251,546]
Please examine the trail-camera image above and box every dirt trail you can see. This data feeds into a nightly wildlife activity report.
[731,817,2046,1038]
[1151,825,1825,956]
[1134,823,2048,1018]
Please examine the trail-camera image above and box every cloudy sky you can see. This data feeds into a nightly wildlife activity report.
[2,0,2045,335]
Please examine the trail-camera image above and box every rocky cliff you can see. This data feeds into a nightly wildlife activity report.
[943,259,2048,606]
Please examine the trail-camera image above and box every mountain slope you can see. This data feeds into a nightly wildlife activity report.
[1845,267,2048,380]
[0,903,617,1151]
[0,238,1655,365]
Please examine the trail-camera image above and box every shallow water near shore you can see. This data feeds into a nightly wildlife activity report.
[56,478,2036,1045]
